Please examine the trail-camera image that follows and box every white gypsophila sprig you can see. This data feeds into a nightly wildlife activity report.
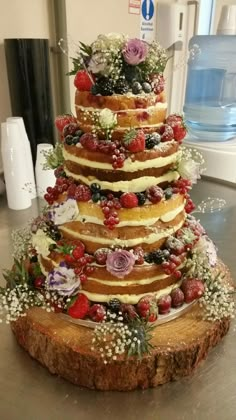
[199,273,235,321]
[0,285,66,324]
[91,311,154,363]
[11,224,33,260]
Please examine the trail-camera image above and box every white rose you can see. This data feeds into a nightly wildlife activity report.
[32,229,56,258]
[88,52,108,74]
[99,108,117,129]
[194,236,217,267]
[48,199,79,225]
[178,159,201,184]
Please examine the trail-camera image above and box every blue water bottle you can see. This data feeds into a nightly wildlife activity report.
[184,35,236,141]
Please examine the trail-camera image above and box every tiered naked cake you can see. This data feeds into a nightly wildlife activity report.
[2,34,234,391]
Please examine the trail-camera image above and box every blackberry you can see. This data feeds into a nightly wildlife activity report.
[145,132,161,149]
[91,83,100,95]
[164,188,173,200]
[65,135,74,145]
[132,81,142,95]
[108,298,121,313]
[90,183,101,193]
[92,192,101,203]
[114,78,129,94]
[136,192,146,206]
[144,253,154,264]
[142,82,152,93]
[97,77,115,96]
[151,249,170,264]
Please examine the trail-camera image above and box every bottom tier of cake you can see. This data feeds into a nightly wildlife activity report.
[11,261,232,391]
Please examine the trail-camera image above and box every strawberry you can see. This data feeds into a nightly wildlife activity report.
[137,295,158,322]
[55,114,77,133]
[74,70,94,91]
[121,304,137,320]
[123,129,145,153]
[120,192,139,208]
[72,242,85,260]
[181,278,205,303]
[67,293,90,319]
[165,114,187,142]
[159,124,174,142]
[89,304,106,322]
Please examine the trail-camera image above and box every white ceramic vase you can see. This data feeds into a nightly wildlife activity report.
[35,143,56,198]
[1,122,32,210]
[7,116,36,198]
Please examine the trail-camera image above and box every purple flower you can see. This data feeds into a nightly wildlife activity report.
[122,39,148,65]
[106,250,135,278]
[46,264,80,296]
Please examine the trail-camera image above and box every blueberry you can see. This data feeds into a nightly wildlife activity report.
[75,129,84,137]
[72,136,80,145]
[65,135,74,145]
[132,81,142,95]
[91,183,101,193]
[136,192,146,206]
[142,82,152,93]
[92,192,101,203]
[164,188,173,200]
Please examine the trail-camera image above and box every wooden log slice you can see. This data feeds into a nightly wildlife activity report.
[11,261,233,391]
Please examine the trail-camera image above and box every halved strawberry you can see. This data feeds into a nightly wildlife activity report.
[74,70,94,91]
[123,129,145,153]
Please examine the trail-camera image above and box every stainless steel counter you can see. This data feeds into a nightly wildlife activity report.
[0,179,235,420]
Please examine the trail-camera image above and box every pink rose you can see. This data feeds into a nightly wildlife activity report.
[106,250,136,278]
[122,39,148,65]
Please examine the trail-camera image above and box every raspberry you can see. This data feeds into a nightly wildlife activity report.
[89,304,106,322]
[150,74,165,94]
[55,114,77,133]
[74,70,94,91]
[170,288,184,308]
[67,183,77,198]
[159,124,174,142]
[146,186,164,204]
[74,185,91,201]
[94,248,111,265]
[120,192,138,208]
[67,294,90,319]
[158,295,172,314]
[80,133,99,151]
[133,246,144,265]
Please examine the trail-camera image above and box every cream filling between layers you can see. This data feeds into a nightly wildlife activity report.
[75,203,185,227]
[64,169,180,193]
[79,282,181,304]
[63,148,180,172]
[76,102,167,113]
[60,219,184,247]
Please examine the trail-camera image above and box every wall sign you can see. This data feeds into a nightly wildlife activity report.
[129,0,141,15]
[140,0,157,41]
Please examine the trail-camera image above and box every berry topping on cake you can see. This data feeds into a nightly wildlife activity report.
[136,192,146,206]
[55,114,77,133]
[74,70,94,91]
[120,192,139,208]
[158,295,172,314]
[74,184,92,201]
[145,132,161,149]
[181,278,205,303]
[159,124,174,142]
[121,304,137,320]
[142,82,152,93]
[89,304,106,322]
[132,81,142,95]
[108,298,121,313]
[63,123,80,138]
[68,294,90,319]
[151,73,165,94]
[166,114,187,142]
[170,288,184,308]
[123,129,145,153]
[133,246,145,265]
[114,77,129,94]
[80,133,99,151]
[137,295,158,322]
[96,77,115,96]
[94,248,111,265]
[146,186,164,203]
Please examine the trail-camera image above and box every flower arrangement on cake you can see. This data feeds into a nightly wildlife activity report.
[0,34,235,389]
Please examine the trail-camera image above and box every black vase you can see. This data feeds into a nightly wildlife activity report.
[4,38,55,163]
